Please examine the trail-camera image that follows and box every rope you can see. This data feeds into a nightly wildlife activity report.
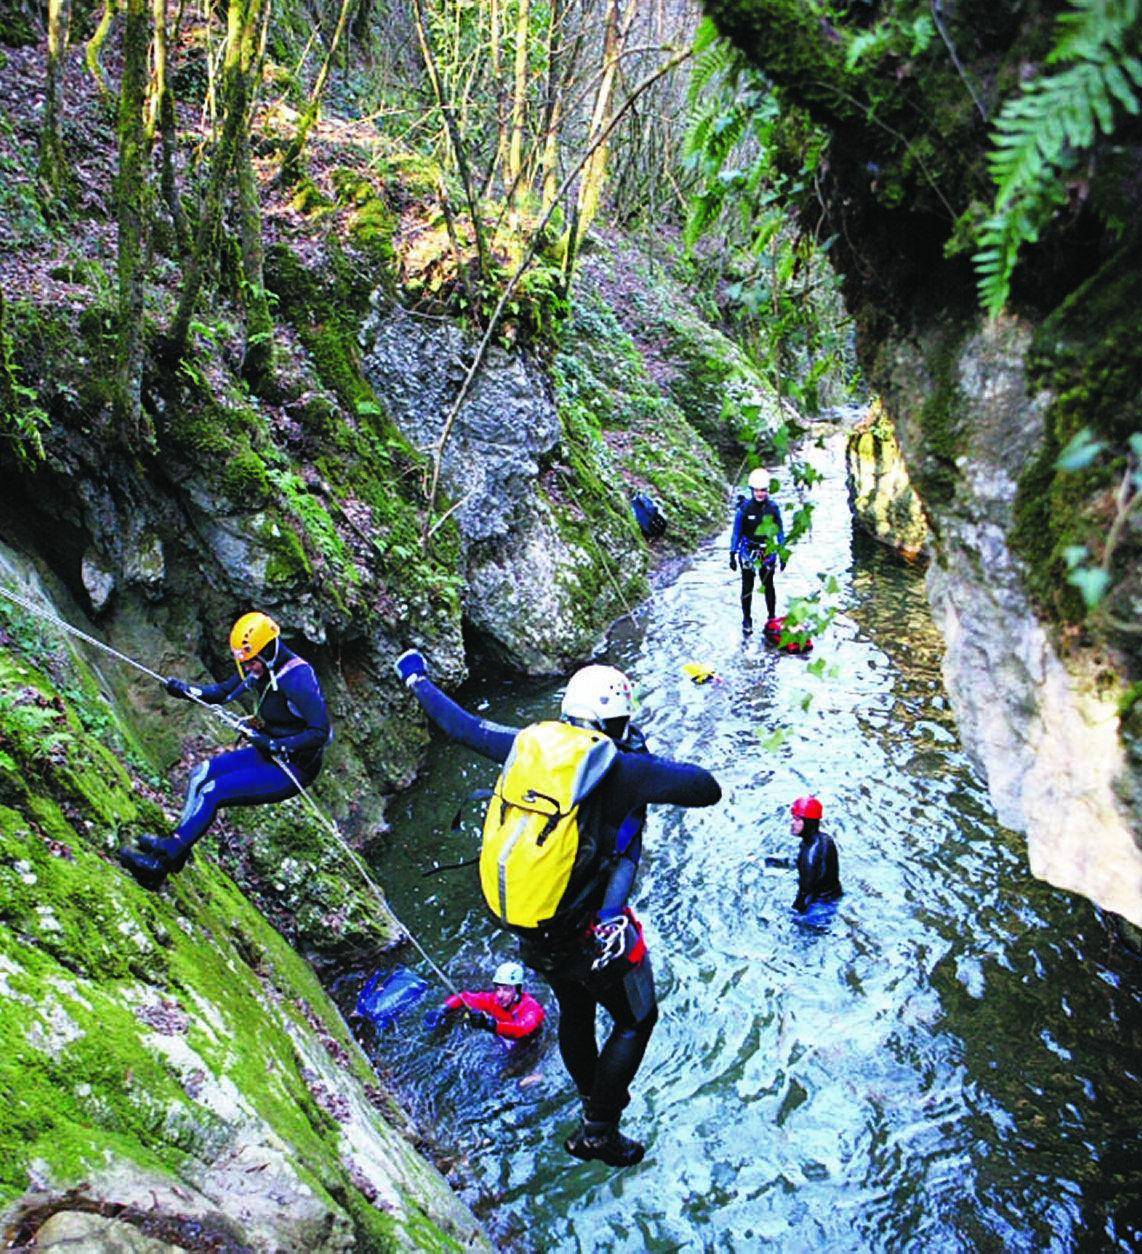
[0,583,460,996]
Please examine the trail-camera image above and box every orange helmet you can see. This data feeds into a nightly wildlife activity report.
[791,796,823,820]
[229,612,280,674]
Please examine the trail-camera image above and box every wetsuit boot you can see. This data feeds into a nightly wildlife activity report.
[565,1118,645,1168]
[118,834,191,890]
[137,832,194,873]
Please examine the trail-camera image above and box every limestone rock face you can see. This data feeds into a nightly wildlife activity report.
[362,301,645,673]
[845,399,930,557]
[878,317,1141,926]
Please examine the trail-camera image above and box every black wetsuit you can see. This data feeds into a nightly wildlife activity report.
[409,677,721,1123]
[731,494,785,623]
[793,819,842,912]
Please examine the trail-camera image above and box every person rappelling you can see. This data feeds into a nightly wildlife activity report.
[393,649,721,1168]
[118,612,331,891]
[730,467,786,636]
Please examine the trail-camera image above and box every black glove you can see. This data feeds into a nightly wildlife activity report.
[164,676,196,699]
[248,732,279,756]
[467,1010,498,1033]
[729,552,738,572]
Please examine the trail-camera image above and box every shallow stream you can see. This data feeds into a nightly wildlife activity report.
[353,431,1140,1251]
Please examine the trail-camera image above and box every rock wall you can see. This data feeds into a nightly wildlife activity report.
[709,0,1142,931]
[849,318,1141,926]
[361,269,729,674]
[845,399,929,557]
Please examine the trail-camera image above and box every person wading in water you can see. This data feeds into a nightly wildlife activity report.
[394,650,721,1168]
[730,467,786,635]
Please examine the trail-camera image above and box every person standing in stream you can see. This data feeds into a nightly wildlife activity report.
[394,650,721,1168]
[730,467,786,635]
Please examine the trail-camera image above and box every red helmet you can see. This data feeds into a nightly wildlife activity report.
[791,796,823,820]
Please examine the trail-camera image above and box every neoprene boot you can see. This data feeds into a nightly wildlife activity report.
[118,834,190,890]
[118,845,170,891]
[565,1119,645,1168]
[137,832,193,873]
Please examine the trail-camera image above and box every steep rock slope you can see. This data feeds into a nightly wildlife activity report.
[0,551,484,1250]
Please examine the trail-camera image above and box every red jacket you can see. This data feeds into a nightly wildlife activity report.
[444,989,545,1040]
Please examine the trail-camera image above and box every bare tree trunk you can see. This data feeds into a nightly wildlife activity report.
[114,0,154,443]
[280,0,356,185]
[560,0,637,288]
[537,0,564,214]
[506,0,530,215]
[167,0,268,364]
[149,0,191,258]
[38,0,73,203]
[485,0,508,196]
[411,0,489,282]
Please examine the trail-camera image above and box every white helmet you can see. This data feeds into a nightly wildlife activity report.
[748,468,770,491]
[560,664,634,732]
[493,960,524,987]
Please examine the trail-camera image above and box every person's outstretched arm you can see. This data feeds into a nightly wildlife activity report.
[394,650,516,763]
[614,751,721,809]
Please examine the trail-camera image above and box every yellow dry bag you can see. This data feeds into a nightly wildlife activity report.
[480,721,617,930]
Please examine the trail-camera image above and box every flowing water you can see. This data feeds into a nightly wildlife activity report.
[353,430,1140,1252]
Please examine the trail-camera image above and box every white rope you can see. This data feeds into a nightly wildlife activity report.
[0,583,459,995]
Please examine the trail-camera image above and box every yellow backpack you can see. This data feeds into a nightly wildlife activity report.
[480,721,617,930]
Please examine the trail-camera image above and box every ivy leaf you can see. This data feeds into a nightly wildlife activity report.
[1067,565,1111,609]
[759,729,787,752]
[1062,544,1090,570]
[1055,426,1104,471]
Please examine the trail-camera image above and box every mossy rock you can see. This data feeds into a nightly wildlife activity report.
[1011,240,1142,636]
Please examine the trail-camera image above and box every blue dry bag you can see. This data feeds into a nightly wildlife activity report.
[355,966,430,1030]
[632,492,667,538]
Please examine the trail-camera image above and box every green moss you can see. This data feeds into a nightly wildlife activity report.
[261,515,314,587]
[1010,242,1142,627]
[332,167,398,279]
[222,446,274,506]
[290,175,334,216]
[554,292,727,562]
[0,632,465,1246]
[914,328,970,508]
[265,468,358,589]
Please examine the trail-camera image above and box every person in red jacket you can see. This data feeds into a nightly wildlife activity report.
[435,961,545,1044]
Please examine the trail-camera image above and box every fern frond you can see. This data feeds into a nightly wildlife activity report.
[974,0,1141,314]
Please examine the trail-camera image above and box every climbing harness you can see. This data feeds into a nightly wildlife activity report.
[0,583,460,996]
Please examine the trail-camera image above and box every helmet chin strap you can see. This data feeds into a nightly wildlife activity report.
[264,636,282,688]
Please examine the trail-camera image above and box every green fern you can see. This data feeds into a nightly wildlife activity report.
[974,0,1141,315]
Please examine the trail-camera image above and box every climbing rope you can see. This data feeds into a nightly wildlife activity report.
[0,583,460,995]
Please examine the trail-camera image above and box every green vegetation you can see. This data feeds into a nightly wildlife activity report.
[974,0,1142,314]
[0,594,465,1245]
[1010,246,1142,630]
